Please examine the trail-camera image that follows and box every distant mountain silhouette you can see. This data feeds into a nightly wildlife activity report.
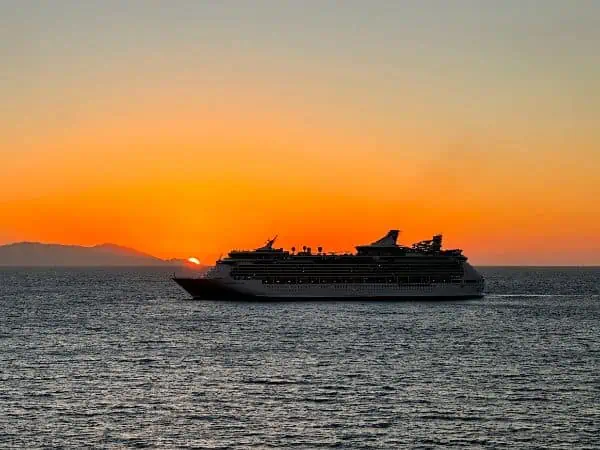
[0,242,194,266]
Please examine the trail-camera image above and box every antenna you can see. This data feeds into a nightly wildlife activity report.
[258,235,278,250]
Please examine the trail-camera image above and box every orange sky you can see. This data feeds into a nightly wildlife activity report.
[2,2,599,265]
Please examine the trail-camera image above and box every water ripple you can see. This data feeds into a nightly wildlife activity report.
[0,267,599,448]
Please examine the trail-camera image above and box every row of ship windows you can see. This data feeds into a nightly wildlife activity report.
[264,284,435,290]
[230,263,461,268]
[230,267,463,273]
[232,271,463,276]
[232,273,462,278]
[232,277,465,284]
[252,279,481,285]
[232,264,462,272]
[231,264,461,269]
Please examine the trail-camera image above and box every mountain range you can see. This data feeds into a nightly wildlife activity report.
[0,242,193,266]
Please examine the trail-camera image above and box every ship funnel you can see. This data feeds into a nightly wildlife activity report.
[369,230,400,247]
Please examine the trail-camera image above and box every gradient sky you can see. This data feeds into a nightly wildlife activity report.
[1,0,599,264]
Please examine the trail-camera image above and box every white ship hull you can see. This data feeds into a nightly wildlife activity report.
[173,277,484,300]
[230,280,482,299]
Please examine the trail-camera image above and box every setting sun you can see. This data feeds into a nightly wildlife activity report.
[187,257,200,265]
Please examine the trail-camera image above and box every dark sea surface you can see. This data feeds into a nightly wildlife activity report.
[0,267,599,449]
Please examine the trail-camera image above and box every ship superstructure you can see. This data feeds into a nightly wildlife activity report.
[174,230,484,300]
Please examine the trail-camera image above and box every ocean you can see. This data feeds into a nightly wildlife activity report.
[0,267,598,448]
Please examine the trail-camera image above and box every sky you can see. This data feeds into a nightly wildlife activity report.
[1,0,599,265]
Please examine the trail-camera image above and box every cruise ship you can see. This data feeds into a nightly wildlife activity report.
[173,230,485,300]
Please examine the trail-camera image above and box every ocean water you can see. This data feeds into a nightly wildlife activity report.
[0,267,598,449]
